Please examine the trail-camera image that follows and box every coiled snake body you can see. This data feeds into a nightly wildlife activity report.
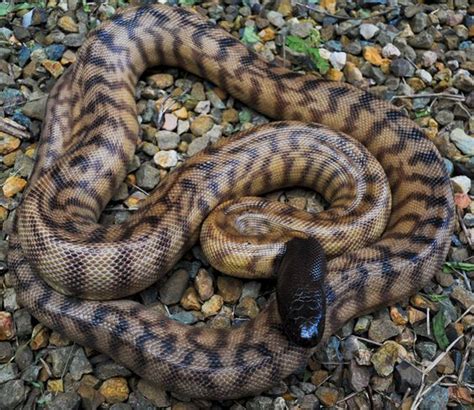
[8,5,454,399]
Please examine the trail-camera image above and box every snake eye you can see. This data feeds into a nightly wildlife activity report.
[276,237,327,348]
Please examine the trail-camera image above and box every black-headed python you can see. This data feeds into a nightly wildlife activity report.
[8,4,454,399]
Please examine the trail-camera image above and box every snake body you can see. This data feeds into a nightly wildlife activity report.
[8,5,454,399]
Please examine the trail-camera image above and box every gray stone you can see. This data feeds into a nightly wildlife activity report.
[450,128,474,156]
[137,379,170,407]
[94,361,132,380]
[435,110,454,126]
[15,345,33,371]
[416,69,432,84]
[273,396,289,410]
[187,135,210,156]
[451,175,471,194]
[14,152,35,178]
[408,31,433,49]
[290,22,314,38]
[349,360,371,392]
[241,281,261,300]
[62,33,86,47]
[110,404,133,410]
[0,342,13,363]
[170,311,197,325]
[453,70,474,92]
[329,52,347,70]
[0,72,15,88]
[49,346,75,377]
[70,347,93,380]
[156,130,180,150]
[463,213,474,228]
[21,364,41,383]
[0,362,18,383]
[315,336,343,370]
[354,315,372,333]
[46,392,81,410]
[267,11,285,28]
[422,50,438,67]
[395,362,423,392]
[411,12,429,33]
[3,287,18,312]
[136,162,160,190]
[22,94,48,120]
[368,319,401,342]
[0,380,26,409]
[359,23,379,39]
[416,341,437,360]
[419,385,449,410]
[159,268,189,305]
[13,308,32,338]
[390,59,415,77]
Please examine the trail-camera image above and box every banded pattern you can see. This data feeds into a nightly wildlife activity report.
[8,4,454,399]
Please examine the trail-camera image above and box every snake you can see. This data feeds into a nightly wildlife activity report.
[8,4,454,400]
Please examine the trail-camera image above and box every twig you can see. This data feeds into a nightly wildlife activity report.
[336,390,360,404]
[0,117,30,140]
[423,334,464,375]
[354,336,382,346]
[412,375,449,409]
[457,334,473,385]
[426,307,430,337]
[128,183,150,196]
[391,93,465,102]
[455,305,473,324]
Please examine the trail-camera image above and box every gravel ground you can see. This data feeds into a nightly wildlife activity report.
[0,0,473,409]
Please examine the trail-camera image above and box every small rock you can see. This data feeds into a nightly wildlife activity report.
[0,380,26,409]
[177,120,190,135]
[156,131,180,150]
[451,286,474,310]
[371,374,393,392]
[453,70,474,92]
[267,11,285,28]
[58,15,79,32]
[0,133,20,154]
[315,386,339,407]
[195,100,211,114]
[411,12,429,33]
[344,62,364,84]
[416,341,437,360]
[201,294,224,317]
[349,360,371,392]
[368,318,401,342]
[329,52,346,70]
[48,379,64,393]
[360,23,379,39]
[217,276,242,303]
[241,281,261,299]
[22,94,48,120]
[463,213,474,228]
[190,116,214,137]
[153,150,178,168]
[162,113,177,131]
[94,362,133,380]
[416,69,432,84]
[0,342,13,363]
[382,43,401,58]
[0,363,18,383]
[170,311,197,325]
[137,379,170,407]
[135,162,160,190]
[391,58,415,77]
[394,362,422,392]
[70,347,93,381]
[450,128,474,156]
[0,312,14,340]
[99,378,129,404]
[435,110,454,126]
[62,32,86,47]
[235,296,259,318]
[451,175,471,194]
[389,306,408,325]
[159,269,189,305]
[2,175,27,197]
[422,50,438,67]
[419,385,449,410]
[371,341,400,376]
[148,73,174,88]
[363,46,385,66]
[180,287,201,311]
[187,135,210,156]
[354,315,372,333]
[222,108,239,124]
[13,308,31,338]
[195,268,214,301]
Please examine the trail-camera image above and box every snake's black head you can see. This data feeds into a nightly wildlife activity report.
[276,237,327,348]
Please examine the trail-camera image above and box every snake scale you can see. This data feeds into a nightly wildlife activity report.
[8,4,455,400]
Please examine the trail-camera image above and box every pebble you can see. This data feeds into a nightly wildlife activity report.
[267,11,285,28]
[411,13,429,33]
[451,285,474,310]
[235,296,259,319]
[421,50,438,67]
[315,386,339,406]
[94,362,132,380]
[368,318,401,342]
[363,46,385,66]
[99,377,129,404]
[148,73,174,88]
[348,360,371,391]
[382,43,401,58]
[419,385,449,410]
[13,309,31,338]
[390,58,415,77]
[154,150,178,168]
[0,380,26,409]
[187,135,210,156]
[371,341,400,376]
[0,133,21,154]
[171,311,197,325]
[435,110,454,126]
[217,276,242,303]
[329,52,346,70]
[195,100,211,114]
[42,59,64,78]
[195,268,214,301]
[2,176,27,198]
[135,162,160,190]
[290,22,313,38]
[451,175,472,194]
[394,362,422,392]
[354,315,372,333]
[0,342,13,363]
[0,363,18,383]
[450,128,474,156]
[359,23,379,40]
[70,347,93,381]
[0,312,14,340]
[241,281,261,299]
[190,116,214,137]
[48,378,64,393]
[416,341,437,361]
[180,287,201,311]
[156,130,179,150]
[416,69,432,84]
[162,113,177,131]
[159,269,189,305]
[202,295,224,317]
[58,15,79,32]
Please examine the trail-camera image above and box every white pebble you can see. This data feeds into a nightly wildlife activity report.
[154,150,179,169]
[359,23,379,40]
[451,175,472,194]
[382,43,401,58]
[416,69,432,84]
[329,52,347,70]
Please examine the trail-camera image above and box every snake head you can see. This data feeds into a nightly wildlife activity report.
[276,237,327,348]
